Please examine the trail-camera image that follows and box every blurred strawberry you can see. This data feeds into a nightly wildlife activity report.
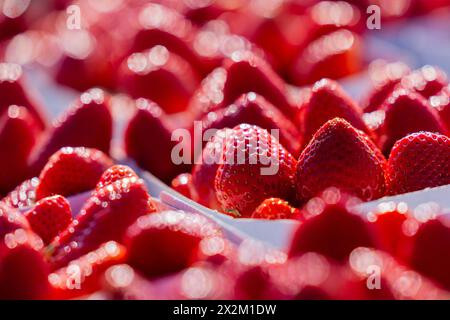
[299,79,371,144]
[35,147,113,200]
[29,88,113,175]
[48,174,157,270]
[95,165,138,190]
[125,210,222,278]
[125,98,191,183]
[117,46,200,114]
[430,85,450,131]
[400,65,448,99]
[215,124,297,217]
[25,195,72,245]
[296,118,387,203]
[0,202,29,237]
[0,106,40,195]
[289,188,374,262]
[387,132,450,195]
[377,88,447,155]
[171,173,194,199]
[3,177,39,210]
[251,198,301,220]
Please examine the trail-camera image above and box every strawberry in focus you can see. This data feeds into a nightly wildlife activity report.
[251,198,301,220]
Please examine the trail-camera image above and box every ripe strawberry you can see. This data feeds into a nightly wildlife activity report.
[386,132,450,195]
[400,65,448,99]
[289,189,374,262]
[171,173,194,199]
[124,210,222,278]
[95,165,138,190]
[290,29,362,85]
[49,241,126,299]
[298,79,371,144]
[125,98,190,183]
[188,52,295,119]
[25,195,72,245]
[215,124,297,217]
[48,175,157,270]
[296,118,387,203]
[251,198,301,220]
[0,63,47,129]
[378,88,448,155]
[201,92,302,156]
[3,177,39,210]
[429,85,450,131]
[0,202,29,237]
[29,88,113,175]
[117,46,200,114]
[35,147,113,200]
[0,228,51,299]
[0,105,40,195]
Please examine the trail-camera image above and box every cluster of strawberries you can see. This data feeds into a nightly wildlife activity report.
[1,0,450,300]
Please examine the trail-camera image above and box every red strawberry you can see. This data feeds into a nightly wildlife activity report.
[289,189,374,262]
[95,165,138,190]
[0,105,40,195]
[215,124,297,217]
[125,98,190,183]
[290,29,362,85]
[430,85,450,131]
[35,147,113,200]
[124,210,222,278]
[49,241,126,299]
[251,198,301,220]
[171,173,194,199]
[378,88,448,155]
[0,202,29,237]
[48,175,157,270]
[362,60,411,112]
[201,92,302,156]
[296,118,387,203]
[4,177,39,210]
[117,46,200,114]
[299,79,371,144]
[25,195,72,245]
[0,63,47,129]
[386,132,450,195]
[188,52,295,119]
[29,88,113,175]
[400,65,448,99]
[0,228,51,299]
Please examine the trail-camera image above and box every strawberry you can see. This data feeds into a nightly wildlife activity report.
[29,88,113,175]
[117,46,200,114]
[290,29,362,85]
[215,124,297,217]
[251,198,301,220]
[0,105,40,195]
[171,173,194,199]
[25,195,72,245]
[362,60,410,112]
[124,210,222,278]
[3,177,39,210]
[386,132,450,195]
[48,241,126,299]
[35,147,113,200]
[400,65,448,99]
[429,85,450,131]
[201,92,302,157]
[378,88,448,155]
[188,51,295,119]
[296,118,387,203]
[125,98,190,183]
[48,174,157,270]
[0,228,51,299]
[95,165,138,190]
[298,79,371,144]
[289,188,374,262]
[0,63,47,129]
[0,202,29,237]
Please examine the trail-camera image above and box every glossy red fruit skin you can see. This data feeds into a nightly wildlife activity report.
[215,124,297,218]
[296,118,387,203]
[289,190,374,262]
[0,229,51,299]
[95,165,138,190]
[251,198,301,220]
[171,173,194,199]
[35,147,112,200]
[299,79,371,144]
[3,177,39,210]
[0,202,29,237]
[124,211,222,278]
[29,88,113,175]
[201,92,302,157]
[386,132,450,195]
[0,63,47,129]
[0,106,40,195]
[25,195,72,245]
[125,99,191,183]
[379,88,447,155]
[117,46,200,114]
[400,65,448,99]
[48,177,157,270]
